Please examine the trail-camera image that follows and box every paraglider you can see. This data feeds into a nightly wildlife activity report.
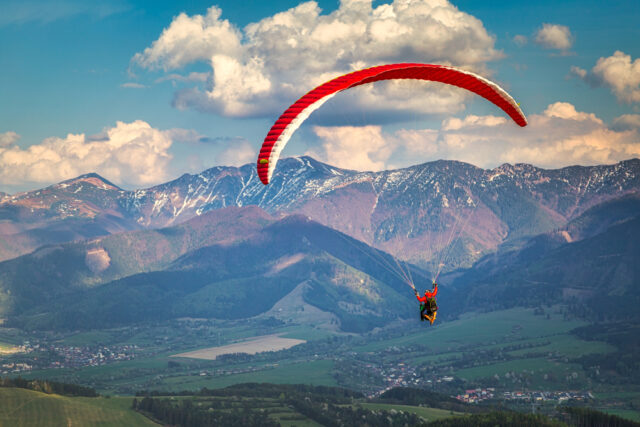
[257,63,527,185]
[257,63,528,327]
[415,282,438,325]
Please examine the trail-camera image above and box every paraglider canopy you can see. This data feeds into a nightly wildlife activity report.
[257,63,527,185]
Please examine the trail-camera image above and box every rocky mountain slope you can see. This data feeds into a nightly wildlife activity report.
[451,194,640,320]
[2,157,639,271]
[0,174,139,262]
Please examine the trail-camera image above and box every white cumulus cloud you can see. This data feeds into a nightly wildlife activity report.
[133,0,503,120]
[306,125,391,171]
[132,6,242,71]
[571,51,640,104]
[534,23,573,51]
[0,121,175,188]
[308,102,640,171]
[0,131,20,148]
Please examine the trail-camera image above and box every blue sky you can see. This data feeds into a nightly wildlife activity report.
[1,0,639,192]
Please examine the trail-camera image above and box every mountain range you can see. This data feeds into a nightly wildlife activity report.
[0,157,639,331]
[2,157,639,270]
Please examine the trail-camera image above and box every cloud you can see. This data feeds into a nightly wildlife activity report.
[0,0,130,26]
[216,139,257,166]
[513,35,527,47]
[132,6,242,71]
[0,131,20,148]
[308,102,640,171]
[306,125,391,171]
[572,51,640,104]
[569,65,587,79]
[534,23,573,51]
[133,0,503,120]
[121,82,146,89]
[155,72,209,84]
[442,115,507,131]
[542,102,601,122]
[0,121,175,188]
[612,114,640,131]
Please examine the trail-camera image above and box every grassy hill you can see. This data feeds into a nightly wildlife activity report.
[0,388,156,426]
[8,213,429,332]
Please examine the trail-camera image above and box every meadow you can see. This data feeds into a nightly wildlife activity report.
[0,388,155,427]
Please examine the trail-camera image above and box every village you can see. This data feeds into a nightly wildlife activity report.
[502,390,594,403]
[455,388,496,403]
[0,341,140,374]
[454,388,593,404]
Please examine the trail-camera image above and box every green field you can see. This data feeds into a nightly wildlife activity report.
[357,403,460,421]
[59,330,120,346]
[158,360,337,392]
[506,334,614,358]
[599,408,640,423]
[356,308,587,353]
[456,357,582,380]
[0,388,157,426]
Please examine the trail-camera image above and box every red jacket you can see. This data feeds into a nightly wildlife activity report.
[416,284,438,303]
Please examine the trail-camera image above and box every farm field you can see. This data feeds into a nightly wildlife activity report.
[0,388,157,427]
[172,334,306,360]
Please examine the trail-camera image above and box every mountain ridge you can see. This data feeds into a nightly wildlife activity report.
[1,157,639,270]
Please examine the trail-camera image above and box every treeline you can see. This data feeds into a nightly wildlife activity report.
[134,383,422,426]
[426,407,640,427]
[137,382,362,402]
[560,406,640,427]
[426,411,565,427]
[133,393,423,427]
[378,387,479,413]
[288,395,422,427]
[131,383,640,427]
[0,377,98,397]
[133,397,279,427]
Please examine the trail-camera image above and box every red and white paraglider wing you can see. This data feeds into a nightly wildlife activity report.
[257,63,527,185]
